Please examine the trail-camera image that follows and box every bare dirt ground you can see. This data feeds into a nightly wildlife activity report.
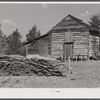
[0,60,100,88]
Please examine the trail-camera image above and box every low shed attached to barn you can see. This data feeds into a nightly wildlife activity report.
[24,14,99,61]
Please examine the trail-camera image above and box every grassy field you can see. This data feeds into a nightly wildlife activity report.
[0,60,100,88]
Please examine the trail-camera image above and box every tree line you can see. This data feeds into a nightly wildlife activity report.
[1,25,41,56]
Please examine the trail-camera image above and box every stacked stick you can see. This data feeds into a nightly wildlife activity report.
[0,56,68,76]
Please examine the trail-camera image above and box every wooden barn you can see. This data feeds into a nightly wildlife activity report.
[24,14,99,60]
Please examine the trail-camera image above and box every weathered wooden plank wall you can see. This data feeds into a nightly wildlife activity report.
[73,31,89,58]
[51,31,89,59]
[51,15,90,59]
[89,33,99,56]
[52,32,65,58]
[38,33,52,55]
[39,40,48,55]
[27,41,39,55]
[26,15,99,60]
[27,33,52,56]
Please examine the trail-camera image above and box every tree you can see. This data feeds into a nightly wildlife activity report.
[89,14,100,52]
[26,25,41,41]
[37,30,41,37]
[89,14,100,30]
[1,35,7,49]
[7,29,22,55]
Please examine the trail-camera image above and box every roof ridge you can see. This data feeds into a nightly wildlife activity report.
[68,14,83,22]
[67,14,90,29]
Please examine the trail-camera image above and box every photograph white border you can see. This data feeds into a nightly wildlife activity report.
[0,2,99,98]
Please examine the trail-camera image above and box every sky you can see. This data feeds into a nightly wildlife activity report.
[0,3,100,41]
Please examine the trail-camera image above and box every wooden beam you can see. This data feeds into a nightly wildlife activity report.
[99,32,100,51]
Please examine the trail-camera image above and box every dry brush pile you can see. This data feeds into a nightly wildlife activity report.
[0,56,68,76]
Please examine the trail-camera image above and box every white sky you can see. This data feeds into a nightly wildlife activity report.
[0,3,100,40]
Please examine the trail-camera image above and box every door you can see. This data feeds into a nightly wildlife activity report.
[63,42,74,60]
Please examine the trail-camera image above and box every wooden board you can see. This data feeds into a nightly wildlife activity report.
[63,43,74,59]
[27,42,39,55]
[89,35,99,56]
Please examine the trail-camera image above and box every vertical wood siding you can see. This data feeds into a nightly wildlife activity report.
[63,43,74,59]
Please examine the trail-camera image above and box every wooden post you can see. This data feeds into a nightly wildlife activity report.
[83,55,84,61]
[64,54,66,62]
[68,56,71,75]
[87,32,90,60]
[76,55,78,61]
[26,44,28,57]
[64,52,68,77]
[81,55,82,61]
[64,47,66,62]
[99,31,100,52]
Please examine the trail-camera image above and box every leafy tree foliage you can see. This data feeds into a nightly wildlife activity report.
[1,35,7,49]
[6,29,22,55]
[89,14,100,31]
[26,25,41,41]
[89,14,100,52]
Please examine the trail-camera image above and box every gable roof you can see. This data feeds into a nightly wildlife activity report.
[69,14,90,29]
[23,14,91,45]
[51,14,90,30]
[37,14,90,39]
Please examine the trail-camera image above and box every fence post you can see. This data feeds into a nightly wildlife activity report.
[68,56,71,75]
